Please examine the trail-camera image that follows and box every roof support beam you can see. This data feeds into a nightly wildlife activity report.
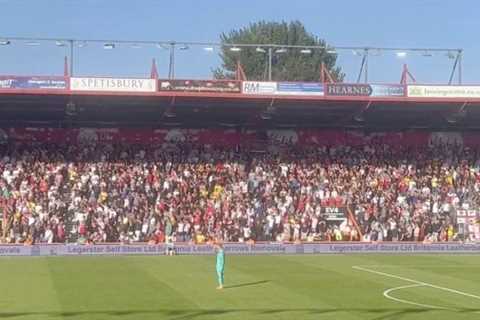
[448,50,463,85]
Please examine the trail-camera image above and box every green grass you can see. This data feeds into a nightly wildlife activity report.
[1,254,479,320]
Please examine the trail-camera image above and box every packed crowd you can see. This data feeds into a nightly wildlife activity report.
[0,137,479,245]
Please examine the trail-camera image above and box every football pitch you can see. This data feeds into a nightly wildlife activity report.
[1,254,479,320]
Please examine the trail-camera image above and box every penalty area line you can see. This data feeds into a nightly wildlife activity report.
[352,265,480,308]
[353,264,478,269]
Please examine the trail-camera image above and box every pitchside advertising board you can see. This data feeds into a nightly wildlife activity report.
[70,77,156,92]
[408,85,480,98]
[242,81,324,95]
[0,76,67,90]
[1,243,480,256]
[326,83,405,97]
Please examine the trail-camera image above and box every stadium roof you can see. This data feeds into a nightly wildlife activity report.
[1,88,480,130]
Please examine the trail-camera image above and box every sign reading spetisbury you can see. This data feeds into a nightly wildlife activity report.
[71,77,156,92]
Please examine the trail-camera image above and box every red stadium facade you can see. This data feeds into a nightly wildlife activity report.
[1,75,480,129]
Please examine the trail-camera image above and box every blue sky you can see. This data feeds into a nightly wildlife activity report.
[0,0,476,83]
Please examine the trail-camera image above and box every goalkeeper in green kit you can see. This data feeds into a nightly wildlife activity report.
[214,241,225,289]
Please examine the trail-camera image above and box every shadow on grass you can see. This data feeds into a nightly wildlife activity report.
[0,307,478,319]
[223,280,270,289]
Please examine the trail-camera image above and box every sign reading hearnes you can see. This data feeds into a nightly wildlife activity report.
[71,77,156,92]
[326,84,405,97]
[327,84,372,96]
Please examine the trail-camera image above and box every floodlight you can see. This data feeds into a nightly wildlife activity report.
[422,51,433,57]
[156,43,169,50]
[446,51,456,59]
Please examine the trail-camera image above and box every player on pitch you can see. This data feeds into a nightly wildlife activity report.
[214,241,225,289]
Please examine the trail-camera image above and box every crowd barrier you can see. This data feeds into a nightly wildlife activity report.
[1,242,480,257]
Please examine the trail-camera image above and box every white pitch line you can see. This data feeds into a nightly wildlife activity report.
[383,284,448,310]
[355,265,478,268]
[353,265,480,301]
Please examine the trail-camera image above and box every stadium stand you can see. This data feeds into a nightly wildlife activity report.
[1,129,477,244]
